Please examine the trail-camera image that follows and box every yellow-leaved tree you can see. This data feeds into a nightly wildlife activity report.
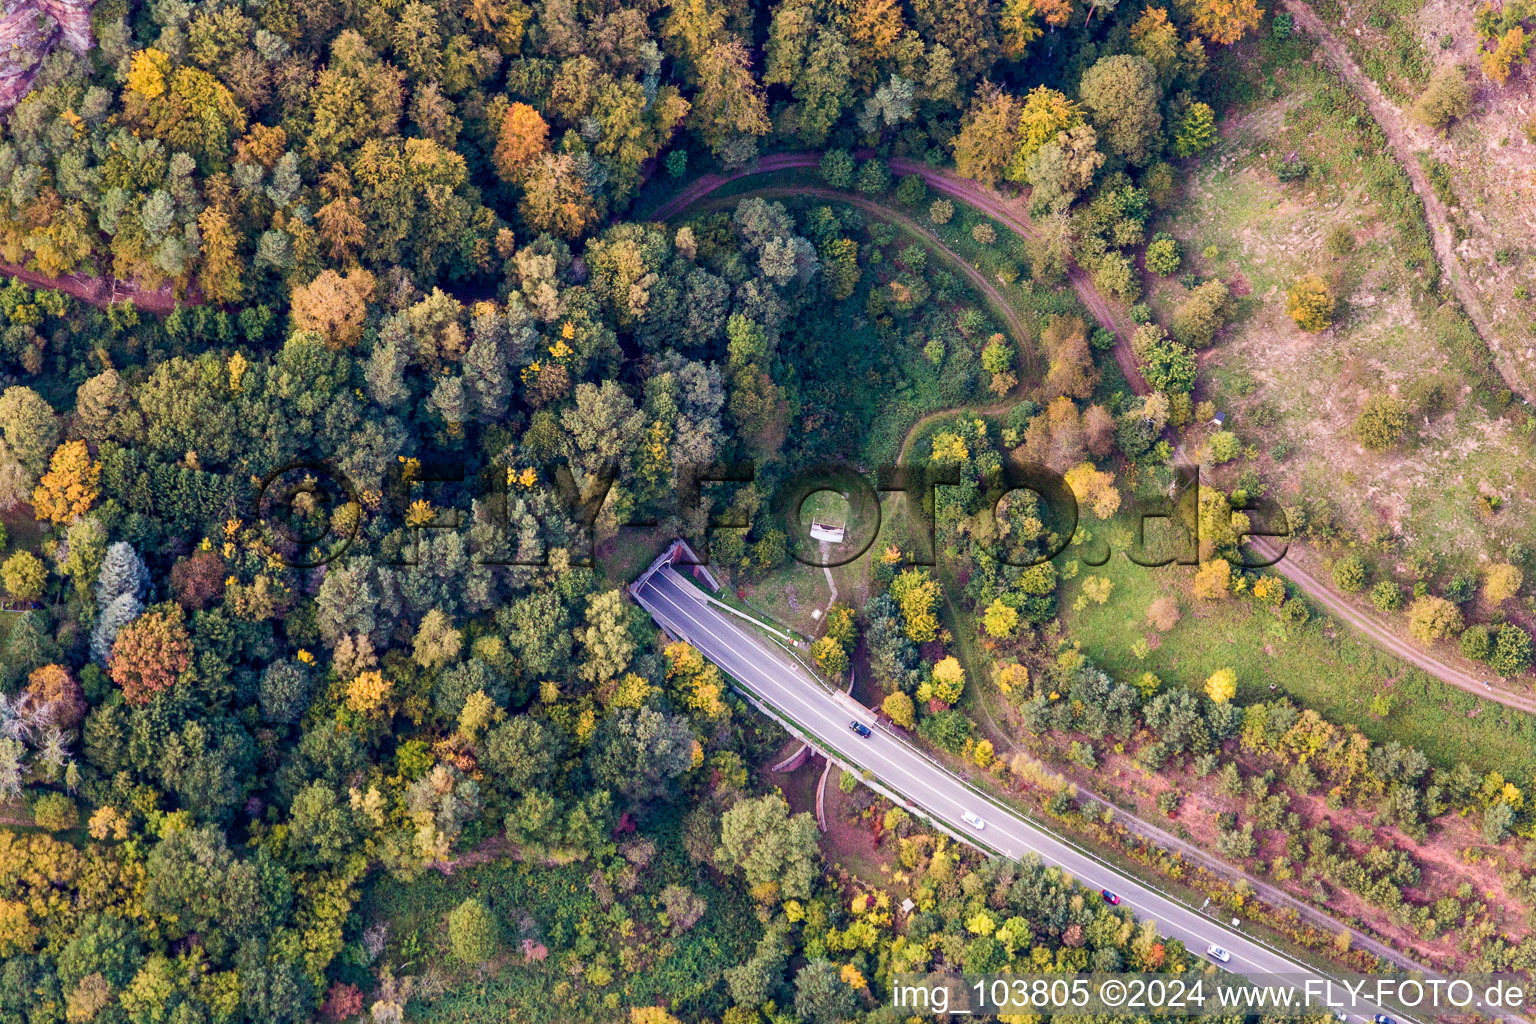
[1181,0,1264,46]
[882,690,916,728]
[1191,558,1231,600]
[1204,667,1237,703]
[33,441,100,524]
[1064,462,1121,520]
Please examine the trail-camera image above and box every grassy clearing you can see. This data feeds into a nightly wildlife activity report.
[1306,0,1432,100]
[357,811,759,1023]
[799,489,850,531]
[1054,513,1536,776]
[1161,29,1532,572]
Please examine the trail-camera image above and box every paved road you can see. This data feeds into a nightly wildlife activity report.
[633,564,1410,1022]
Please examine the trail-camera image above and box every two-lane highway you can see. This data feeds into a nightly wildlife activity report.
[633,565,1405,1021]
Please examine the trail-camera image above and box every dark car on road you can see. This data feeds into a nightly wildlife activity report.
[849,720,872,738]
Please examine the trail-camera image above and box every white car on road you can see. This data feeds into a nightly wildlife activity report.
[1206,945,1231,963]
[961,811,986,830]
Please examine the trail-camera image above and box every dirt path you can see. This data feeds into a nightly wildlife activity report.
[652,151,1150,392]
[1278,0,1521,397]
[679,182,1042,378]
[1251,536,1536,711]
[0,259,191,313]
[883,157,1150,393]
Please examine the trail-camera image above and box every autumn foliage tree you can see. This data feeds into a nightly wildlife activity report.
[1407,595,1463,644]
[1064,462,1121,519]
[1,550,44,601]
[952,85,1022,187]
[1181,0,1265,46]
[32,441,100,525]
[1482,27,1528,85]
[493,102,551,181]
[1286,274,1335,332]
[1192,558,1232,599]
[1204,667,1237,703]
[170,550,226,611]
[291,269,378,349]
[110,606,193,704]
[27,664,86,728]
[1484,563,1523,605]
[882,690,916,728]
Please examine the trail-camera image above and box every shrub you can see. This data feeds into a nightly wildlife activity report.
[33,792,78,831]
[1483,563,1523,604]
[1445,570,1477,604]
[1285,274,1335,332]
[1484,801,1515,843]
[1144,233,1181,275]
[1410,64,1472,130]
[1481,27,1528,85]
[1144,596,1180,632]
[971,222,997,245]
[448,897,500,963]
[1207,431,1241,464]
[1354,394,1409,450]
[1324,224,1355,257]
[1132,325,1197,393]
[929,199,954,225]
[1143,162,1176,206]
[1171,279,1229,347]
[2,550,45,601]
[1275,154,1308,181]
[1406,595,1463,644]
[819,150,855,188]
[1331,554,1368,593]
[1491,624,1534,676]
[1459,624,1492,661]
[1172,102,1217,157]
[1092,251,1140,303]
[917,709,972,752]
[1370,580,1403,611]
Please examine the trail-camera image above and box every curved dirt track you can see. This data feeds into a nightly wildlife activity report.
[657,151,1536,715]
[653,152,1149,392]
[686,182,1042,377]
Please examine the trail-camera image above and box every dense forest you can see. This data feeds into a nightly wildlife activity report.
[0,0,1455,1021]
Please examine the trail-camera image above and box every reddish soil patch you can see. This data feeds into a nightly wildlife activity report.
[0,261,193,313]
[1047,733,1529,967]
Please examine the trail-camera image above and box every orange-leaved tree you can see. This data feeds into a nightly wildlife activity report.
[111,607,192,705]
